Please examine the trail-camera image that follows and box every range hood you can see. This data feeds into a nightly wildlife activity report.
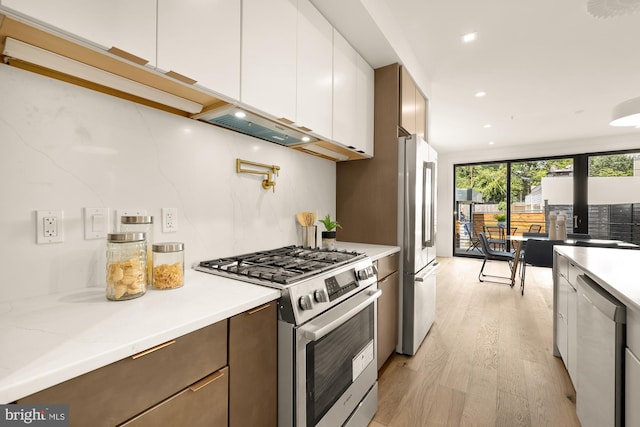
[193,105,318,146]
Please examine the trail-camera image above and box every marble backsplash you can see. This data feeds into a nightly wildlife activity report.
[0,64,335,302]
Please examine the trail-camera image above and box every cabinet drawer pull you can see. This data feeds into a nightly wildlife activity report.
[131,340,176,359]
[165,70,197,85]
[107,46,148,66]
[189,370,225,392]
[248,303,271,315]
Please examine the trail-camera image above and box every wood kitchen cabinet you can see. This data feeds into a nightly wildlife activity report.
[229,301,277,427]
[18,321,228,427]
[400,66,427,140]
[241,0,298,122]
[2,0,157,66]
[338,63,425,244]
[157,0,240,100]
[376,253,400,370]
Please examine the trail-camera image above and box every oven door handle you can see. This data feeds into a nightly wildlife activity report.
[299,289,382,341]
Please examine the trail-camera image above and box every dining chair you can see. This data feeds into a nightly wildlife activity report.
[528,224,542,233]
[464,222,480,252]
[520,239,564,295]
[478,232,515,286]
[484,225,505,250]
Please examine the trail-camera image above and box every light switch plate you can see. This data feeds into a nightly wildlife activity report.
[84,207,108,239]
[36,210,64,244]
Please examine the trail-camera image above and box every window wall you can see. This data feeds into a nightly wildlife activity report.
[453,150,640,257]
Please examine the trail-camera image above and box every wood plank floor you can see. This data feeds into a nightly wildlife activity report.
[370,256,580,427]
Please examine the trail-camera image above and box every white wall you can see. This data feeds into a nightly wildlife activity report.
[0,64,336,302]
[437,134,640,256]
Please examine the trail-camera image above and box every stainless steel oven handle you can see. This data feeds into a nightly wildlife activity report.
[299,289,382,341]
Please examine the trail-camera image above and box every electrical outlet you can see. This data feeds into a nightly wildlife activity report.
[36,210,64,244]
[162,208,178,233]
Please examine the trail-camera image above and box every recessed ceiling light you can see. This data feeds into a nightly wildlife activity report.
[234,110,247,118]
[475,91,487,98]
[462,32,477,43]
[489,141,495,145]
[483,124,492,128]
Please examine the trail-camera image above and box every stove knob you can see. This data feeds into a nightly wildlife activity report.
[298,295,313,311]
[314,289,328,303]
[357,267,372,280]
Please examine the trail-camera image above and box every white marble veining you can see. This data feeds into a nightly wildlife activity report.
[555,246,640,311]
[0,64,336,302]
[0,269,279,403]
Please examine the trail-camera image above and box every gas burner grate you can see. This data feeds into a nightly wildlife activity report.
[198,245,365,285]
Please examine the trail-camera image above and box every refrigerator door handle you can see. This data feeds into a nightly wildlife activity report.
[415,262,440,282]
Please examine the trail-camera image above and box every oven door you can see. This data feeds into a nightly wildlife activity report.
[295,286,381,427]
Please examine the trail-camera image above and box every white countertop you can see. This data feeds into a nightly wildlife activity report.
[335,241,400,261]
[0,242,399,404]
[555,246,640,311]
[0,269,280,403]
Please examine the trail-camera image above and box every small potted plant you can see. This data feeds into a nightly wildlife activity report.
[318,214,342,250]
[494,213,507,227]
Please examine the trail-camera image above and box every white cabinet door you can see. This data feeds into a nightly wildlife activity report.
[296,0,333,139]
[241,0,297,122]
[3,0,156,65]
[626,348,640,427]
[567,281,578,384]
[557,277,569,362]
[356,53,374,156]
[332,29,357,150]
[157,0,240,100]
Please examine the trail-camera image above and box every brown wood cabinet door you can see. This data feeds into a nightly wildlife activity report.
[229,302,277,427]
[18,321,227,427]
[120,367,229,427]
[377,271,399,370]
[415,90,427,140]
[400,66,416,135]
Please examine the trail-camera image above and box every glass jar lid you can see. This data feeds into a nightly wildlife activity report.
[108,232,145,243]
[152,242,184,253]
[121,215,153,224]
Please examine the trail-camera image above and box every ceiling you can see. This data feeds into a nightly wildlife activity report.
[313,0,640,154]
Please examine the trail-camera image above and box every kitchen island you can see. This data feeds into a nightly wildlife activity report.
[553,245,640,427]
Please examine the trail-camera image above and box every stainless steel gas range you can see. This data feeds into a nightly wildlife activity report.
[196,246,380,427]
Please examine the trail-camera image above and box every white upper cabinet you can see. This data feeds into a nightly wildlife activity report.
[296,0,333,139]
[157,0,240,100]
[332,29,358,150]
[2,0,157,65]
[332,29,373,156]
[241,0,298,122]
[356,53,374,156]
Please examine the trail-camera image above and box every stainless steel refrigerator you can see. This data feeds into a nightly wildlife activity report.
[398,134,438,355]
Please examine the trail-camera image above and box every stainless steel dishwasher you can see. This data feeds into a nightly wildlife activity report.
[576,274,626,427]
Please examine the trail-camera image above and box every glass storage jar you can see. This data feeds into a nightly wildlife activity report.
[121,215,153,286]
[106,232,147,301]
[152,242,185,290]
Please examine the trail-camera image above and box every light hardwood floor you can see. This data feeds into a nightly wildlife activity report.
[371,256,580,427]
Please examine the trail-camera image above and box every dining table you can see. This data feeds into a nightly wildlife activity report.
[506,235,638,286]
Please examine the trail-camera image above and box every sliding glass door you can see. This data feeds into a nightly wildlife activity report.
[454,150,640,257]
